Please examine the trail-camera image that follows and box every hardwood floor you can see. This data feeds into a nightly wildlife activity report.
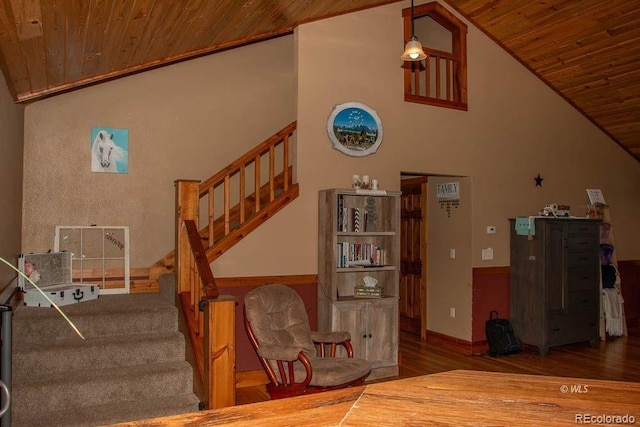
[236,327,640,405]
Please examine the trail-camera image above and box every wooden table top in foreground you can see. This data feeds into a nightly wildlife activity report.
[114,370,640,426]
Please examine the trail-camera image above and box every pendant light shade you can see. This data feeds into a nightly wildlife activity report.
[401,0,426,61]
[401,37,426,61]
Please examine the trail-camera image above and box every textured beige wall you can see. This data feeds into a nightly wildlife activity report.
[23,36,295,269]
[0,73,24,290]
[289,1,640,339]
[292,1,640,263]
[427,177,473,340]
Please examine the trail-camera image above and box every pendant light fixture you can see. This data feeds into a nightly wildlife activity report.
[401,0,426,61]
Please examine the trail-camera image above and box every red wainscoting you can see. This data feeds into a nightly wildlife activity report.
[471,267,510,345]
[471,261,639,347]
[217,277,317,372]
[218,261,637,374]
[618,261,640,329]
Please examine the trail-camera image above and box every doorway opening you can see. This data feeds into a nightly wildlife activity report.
[400,172,471,342]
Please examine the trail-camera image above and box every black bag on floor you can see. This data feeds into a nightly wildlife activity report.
[485,310,522,357]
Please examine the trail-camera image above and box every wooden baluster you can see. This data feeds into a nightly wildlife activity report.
[254,155,261,213]
[240,164,246,224]
[283,135,289,191]
[208,187,214,248]
[453,59,460,102]
[269,145,275,202]
[224,176,230,236]
[425,55,431,98]
[435,55,441,100]
[189,256,198,310]
[413,61,421,98]
[446,58,452,101]
[196,261,203,336]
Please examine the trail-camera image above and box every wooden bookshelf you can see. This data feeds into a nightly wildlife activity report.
[318,188,400,380]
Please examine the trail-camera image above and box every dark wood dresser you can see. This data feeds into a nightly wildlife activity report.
[509,218,600,355]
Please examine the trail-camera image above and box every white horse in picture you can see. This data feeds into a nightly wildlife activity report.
[91,130,128,173]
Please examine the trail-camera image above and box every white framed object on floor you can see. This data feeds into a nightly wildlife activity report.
[55,226,130,294]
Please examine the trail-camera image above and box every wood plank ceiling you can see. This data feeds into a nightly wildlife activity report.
[445,0,640,161]
[0,0,638,161]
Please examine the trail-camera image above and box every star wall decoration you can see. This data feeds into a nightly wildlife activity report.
[534,173,544,187]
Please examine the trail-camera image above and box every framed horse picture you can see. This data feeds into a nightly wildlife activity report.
[326,102,383,157]
[90,126,129,173]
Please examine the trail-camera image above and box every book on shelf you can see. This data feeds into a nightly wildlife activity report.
[337,195,344,231]
[337,206,370,232]
[336,242,387,268]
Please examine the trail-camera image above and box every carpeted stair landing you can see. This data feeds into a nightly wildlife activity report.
[11,292,200,426]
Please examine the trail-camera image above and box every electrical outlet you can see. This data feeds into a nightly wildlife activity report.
[450,307,456,318]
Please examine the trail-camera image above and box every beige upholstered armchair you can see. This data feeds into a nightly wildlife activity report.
[244,284,371,399]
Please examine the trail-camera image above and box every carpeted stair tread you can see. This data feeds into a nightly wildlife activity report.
[13,293,178,343]
[13,361,195,413]
[13,331,186,376]
[13,393,200,427]
[12,285,200,425]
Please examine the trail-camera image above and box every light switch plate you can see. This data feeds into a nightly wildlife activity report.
[482,248,494,260]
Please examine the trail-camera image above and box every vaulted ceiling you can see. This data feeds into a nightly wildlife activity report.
[0,0,638,161]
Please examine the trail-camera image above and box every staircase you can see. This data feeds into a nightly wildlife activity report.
[11,290,200,426]
[7,121,299,423]
[174,121,298,408]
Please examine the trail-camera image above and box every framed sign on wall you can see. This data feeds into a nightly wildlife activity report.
[327,102,383,157]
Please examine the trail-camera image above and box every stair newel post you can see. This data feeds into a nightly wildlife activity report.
[202,296,236,409]
[175,180,201,299]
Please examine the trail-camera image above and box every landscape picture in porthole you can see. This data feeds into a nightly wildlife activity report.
[327,102,383,157]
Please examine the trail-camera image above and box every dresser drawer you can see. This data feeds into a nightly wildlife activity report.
[547,314,599,345]
[567,251,598,269]
[567,234,599,251]
[568,290,599,314]
[567,222,599,236]
[567,267,599,291]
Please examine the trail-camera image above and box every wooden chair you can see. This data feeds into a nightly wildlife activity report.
[244,284,371,399]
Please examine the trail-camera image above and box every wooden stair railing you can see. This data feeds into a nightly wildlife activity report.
[196,121,298,262]
[174,121,298,409]
[182,219,235,410]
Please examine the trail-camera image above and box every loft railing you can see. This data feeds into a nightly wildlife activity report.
[404,47,466,111]
[174,121,298,409]
[402,2,468,111]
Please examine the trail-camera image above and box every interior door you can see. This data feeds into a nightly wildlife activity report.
[400,177,428,339]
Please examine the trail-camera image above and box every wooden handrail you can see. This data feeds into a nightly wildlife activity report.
[197,121,296,251]
[199,121,296,194]
[174,121,298,410]
[184,220,219,299]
